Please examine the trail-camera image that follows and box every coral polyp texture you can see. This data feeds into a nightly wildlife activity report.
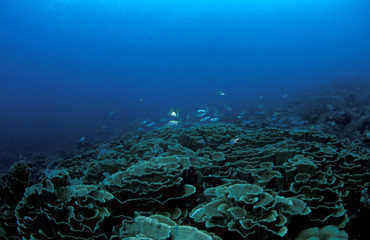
[1,123,369,239]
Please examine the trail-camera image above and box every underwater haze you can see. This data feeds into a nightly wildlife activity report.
[1,0,370,169]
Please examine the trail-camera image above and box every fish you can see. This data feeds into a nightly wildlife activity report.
[213,110,222,117]
[196,108,208,117]
[196,112,207,117]
[167,120,181,126]
[200,116,211,122]
[237,112,245,119]
[97,149,108,158]
[223,104,232,111]
[242,120,253,125]
[228,137,239,145]
[197,108,208,113]
[283,94,287,98]
[139,97,144,103]
[195,139,206,144]
[168,108,180,118]
[80,136,86,142]
[210,117,220,122]
[147,122,156,127]
[364,131,370,139]
[108,112,115,116]
[327,104,335,110]
[259,96,263,99]
[217,91,226,96]
[186,113,191,121]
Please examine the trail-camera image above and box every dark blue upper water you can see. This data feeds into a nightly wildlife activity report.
[1,0,370,168]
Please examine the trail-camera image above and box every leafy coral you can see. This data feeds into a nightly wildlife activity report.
[1,124,369,239]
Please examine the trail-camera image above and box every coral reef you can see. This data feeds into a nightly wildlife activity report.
[0,123,369,239]
[289,80,370,147]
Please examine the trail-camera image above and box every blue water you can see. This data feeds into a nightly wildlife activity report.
[1,0,370,167]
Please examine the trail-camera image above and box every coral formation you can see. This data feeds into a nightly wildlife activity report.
[0,123,369,239]
[289,80,370,147]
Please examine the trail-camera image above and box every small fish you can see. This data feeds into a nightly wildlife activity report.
[228,137,239,145]
[197,108,208,113]
[217,91,225,96]
[213,110,222,117]
[80,136,86,142]
[98,149,108,158]
[167,120,181,126]
[259,96,263,99]
[196,112,207,117]
[223,104,232,111]
[139,97,144,103]
[168,108,180,118]
[283,94,287,98]
[242,120,253,125]
[210,117,220,122]
[237,112,245,119]
[327,104,335,110]
[258,104,264,109]
[364,131,370,139]
[195,139,206,144]
[147,122,156,127]
[108,112,115,116]
[186,113,191,121]
[200,116,211,122]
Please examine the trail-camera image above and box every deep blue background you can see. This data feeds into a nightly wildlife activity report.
[1,0,370,168]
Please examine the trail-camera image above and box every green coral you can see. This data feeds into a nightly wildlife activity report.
[296,225,348,240]
[190,183,310,237]
[118,215,218,240]
[15,170,112,239]
[0,124,368,239]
